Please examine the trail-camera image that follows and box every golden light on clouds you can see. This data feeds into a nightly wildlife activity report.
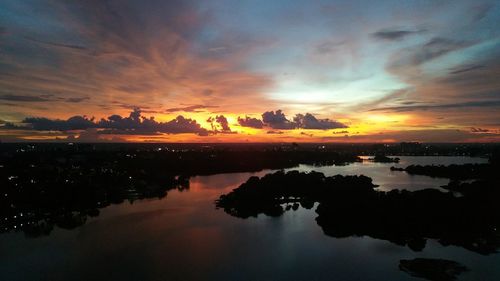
[0,1,499,142]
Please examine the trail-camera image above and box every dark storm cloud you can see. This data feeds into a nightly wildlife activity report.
[261,110,296,130]
[372,28,424,41]
[237,116,264,129]
[161,116,210,135]
[215,115,231,132]
[22,116,96,131]
[293,113,347,130]
[98,109,209,135]
[166,104,219,113]
[206,115,234,133]
[9,109,209,136]
[237,110,347,130]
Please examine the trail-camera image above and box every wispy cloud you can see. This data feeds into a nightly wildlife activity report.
[0,94,90,103]
[372,28,425,41]
[166,104,219,113]
[23,36,88,51]
[449,64,485,75]
[370,100,500,112]
[0,94,52,102]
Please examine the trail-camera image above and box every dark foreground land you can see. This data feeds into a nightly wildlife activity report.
[215,155,499,280]
[1,143,362,236]
[216,164,500,255]
[0,142,498,237]
[1,142,499,280]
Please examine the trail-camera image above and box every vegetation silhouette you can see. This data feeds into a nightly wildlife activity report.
[390,163,494,180]
[216,159,500,255]
[1,142,498,242]
[216,170,376,218]
[0,143,359,237]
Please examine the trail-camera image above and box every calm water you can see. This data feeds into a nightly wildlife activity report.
[288,156,489,192]
[0,156,496,281]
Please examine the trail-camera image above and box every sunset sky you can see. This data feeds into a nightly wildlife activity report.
[1,0,499,142]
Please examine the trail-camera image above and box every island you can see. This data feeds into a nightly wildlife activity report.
[216,163,500,254]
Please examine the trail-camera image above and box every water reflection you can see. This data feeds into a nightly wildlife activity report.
[1,156,498,281]
[216,169,500,255]
[287,156,488,191]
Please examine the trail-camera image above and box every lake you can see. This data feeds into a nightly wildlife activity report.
[0,156,496,281]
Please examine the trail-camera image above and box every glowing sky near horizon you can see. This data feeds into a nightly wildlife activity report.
[0,0,499,142]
